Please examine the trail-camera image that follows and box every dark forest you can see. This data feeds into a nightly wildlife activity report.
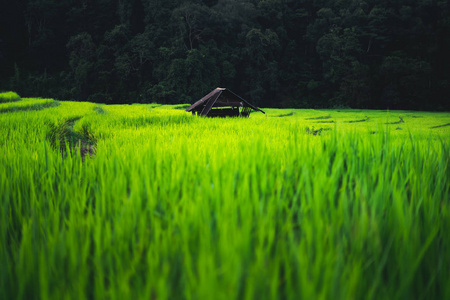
[1,0,449,110]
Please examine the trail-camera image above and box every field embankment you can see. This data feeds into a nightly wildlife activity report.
[0,91,21,103]
[0,97,59,113]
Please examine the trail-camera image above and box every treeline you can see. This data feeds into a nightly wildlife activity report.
[1,0,449,109]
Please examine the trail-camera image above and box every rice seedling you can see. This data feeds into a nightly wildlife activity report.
[1,101,449,299]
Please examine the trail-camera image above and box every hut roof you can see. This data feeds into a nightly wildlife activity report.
[185,88,265,116]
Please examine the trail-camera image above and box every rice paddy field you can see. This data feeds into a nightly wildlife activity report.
[1,95,449,299]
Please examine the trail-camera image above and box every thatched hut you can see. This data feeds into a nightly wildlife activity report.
[185,88,265,117]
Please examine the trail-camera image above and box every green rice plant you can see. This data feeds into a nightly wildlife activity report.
[164,103,191,110]
[94,105,107,115]
[0,101,449,300]
[0,91,21,103]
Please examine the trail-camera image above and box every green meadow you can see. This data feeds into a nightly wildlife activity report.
[1,96,449,299]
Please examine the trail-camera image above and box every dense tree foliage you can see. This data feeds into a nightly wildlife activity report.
[1,0,449,109]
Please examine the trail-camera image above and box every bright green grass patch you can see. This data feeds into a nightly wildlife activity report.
[1,101,449,300]
[0,98,58,113]
[0,91,21,103]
